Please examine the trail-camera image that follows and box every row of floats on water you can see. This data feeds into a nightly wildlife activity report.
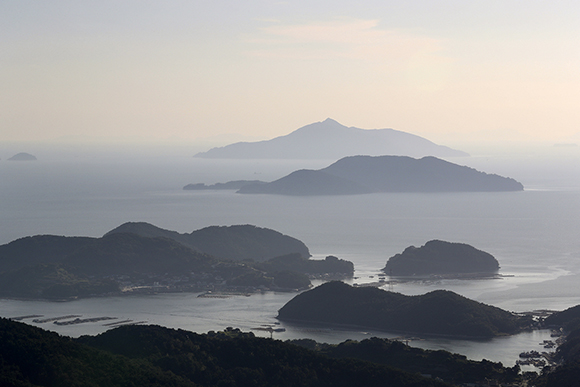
[9,314,146,327]
[515,329,565,369]
[517,351,549,368]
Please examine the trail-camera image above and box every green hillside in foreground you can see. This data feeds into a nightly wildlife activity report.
[1,318,448,387]
[287,337,520,385]
[4,315,580,386]
[277,281,531,338]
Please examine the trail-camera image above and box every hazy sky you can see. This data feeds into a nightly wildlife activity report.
[2,1,579,146]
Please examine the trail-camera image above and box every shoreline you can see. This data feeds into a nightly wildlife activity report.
[276,317,526,341]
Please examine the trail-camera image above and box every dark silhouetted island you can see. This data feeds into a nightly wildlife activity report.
[0,223,353,299]
[236,155,524,195]
[194,118,468,159]
[8,152,37,161]
[383,240,500,277]
[277,281,531,338]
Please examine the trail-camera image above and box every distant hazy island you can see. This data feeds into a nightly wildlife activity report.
[7,152,37,161]
[277,281,531,339]
[184,156,523,196]
[383,240,500,277]
[0,223,353,300]
[230,155,523,195]
[194,118,468,159]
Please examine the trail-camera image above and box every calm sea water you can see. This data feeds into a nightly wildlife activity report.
[1,147,579,367]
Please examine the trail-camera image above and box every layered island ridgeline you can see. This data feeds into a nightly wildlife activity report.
[194,118,469,159]
[0,223,353,300]
[277,281,531,339]
[383,240,500,277]
[185,155,524,195]
[104,222,310,262]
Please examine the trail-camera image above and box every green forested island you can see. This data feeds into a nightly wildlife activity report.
[0,223,353,300]
[383,240,500,277]
[277,281,531,339]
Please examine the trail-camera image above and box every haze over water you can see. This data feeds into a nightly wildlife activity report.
[1,143,579,368]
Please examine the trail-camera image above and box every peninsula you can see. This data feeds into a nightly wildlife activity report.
[0,223,352,299]
[277,281,531,338]
[383,240,500,277]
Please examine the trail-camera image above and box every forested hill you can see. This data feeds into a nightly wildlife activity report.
[0,232,219,278]
[277,281,531,338]
[383,240,500,276]
[238,155,524,195]
[5,317,579,386]
[0,318,449,387]
[0,233,220,299]
[0,224,346,299]
[532,304,580,387]
[105,222,310,262]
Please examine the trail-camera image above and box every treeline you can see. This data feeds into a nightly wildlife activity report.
[10,315,580,386]
[255,253,354,276]
[287,337,520,385]
[1,318,449,387]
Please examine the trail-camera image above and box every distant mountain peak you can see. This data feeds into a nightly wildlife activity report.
[322,117,342,125]
[194,119,468,159]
